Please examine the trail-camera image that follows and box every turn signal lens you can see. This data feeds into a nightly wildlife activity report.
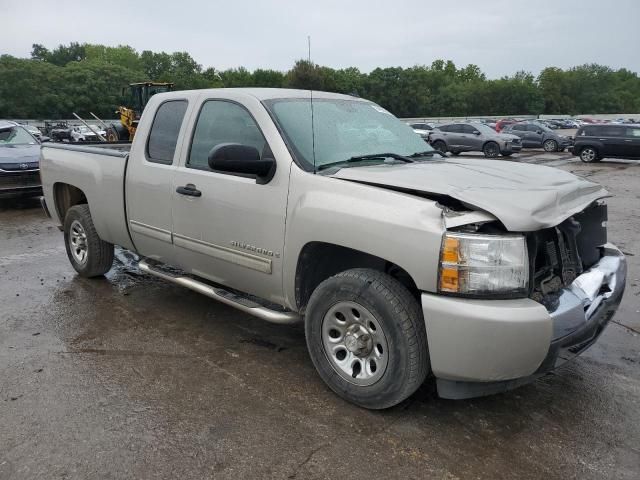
[438,232,529,296]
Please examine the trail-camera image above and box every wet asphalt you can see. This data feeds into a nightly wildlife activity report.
[1,151,639,479]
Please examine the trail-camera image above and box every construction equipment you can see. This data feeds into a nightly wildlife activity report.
[106,82,174,142]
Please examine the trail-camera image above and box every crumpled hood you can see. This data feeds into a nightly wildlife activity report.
[329,158,608,231]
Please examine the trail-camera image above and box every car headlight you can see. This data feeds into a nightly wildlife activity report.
[438,232,529,297]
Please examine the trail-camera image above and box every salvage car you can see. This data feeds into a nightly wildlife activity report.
[503,121,573,152]
[40,89,626,409]
[0,121,42,198]
[70,125,105,142]
[429,122,522,157]
[570,124,640,162]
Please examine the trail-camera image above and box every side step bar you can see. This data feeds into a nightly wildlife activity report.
[138,259,301,325]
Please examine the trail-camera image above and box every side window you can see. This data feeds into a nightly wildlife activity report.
[626,127,640,137]
[526,124,541,132]
[447,124,463,133]
[146,100,188,164]
[511,124,524,132]
[601,126,624,137]
[461,124,477,134]
[188,101,266,170]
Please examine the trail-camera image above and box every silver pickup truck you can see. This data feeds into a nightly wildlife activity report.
[41,88,626,409]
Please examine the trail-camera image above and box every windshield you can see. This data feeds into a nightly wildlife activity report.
[0,126,37,145]
[470,123,496,134]
[265,98,432,171]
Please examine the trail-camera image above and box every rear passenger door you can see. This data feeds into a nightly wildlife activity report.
[525,124,544,147]
[170,96,290,303]
[126,99,190,263]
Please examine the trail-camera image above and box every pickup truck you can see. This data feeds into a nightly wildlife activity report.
[41,88,626,409]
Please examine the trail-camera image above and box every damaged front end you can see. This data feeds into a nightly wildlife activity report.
[435,201,627,399]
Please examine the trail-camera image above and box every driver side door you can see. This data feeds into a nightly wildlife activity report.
[170,97,290,304]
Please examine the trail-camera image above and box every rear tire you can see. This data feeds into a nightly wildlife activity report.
[579,146,599,163]
[305,268,429,409]
[63,205,114,277]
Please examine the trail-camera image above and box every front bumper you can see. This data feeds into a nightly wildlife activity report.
[0,171,42,198]
[501,141,522,153]
[421,245,626,399]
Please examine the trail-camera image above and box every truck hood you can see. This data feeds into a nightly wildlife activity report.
[329,158,608,231]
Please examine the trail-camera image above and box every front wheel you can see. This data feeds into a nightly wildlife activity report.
[305,268,429,409]
[483,141,500,158]
[63,204,114,277]
[432,140,447,154]
[579,146,599,163]
[543,139,558,152]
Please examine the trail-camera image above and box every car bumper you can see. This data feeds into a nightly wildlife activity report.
[502,142,522,153]
[421,244,626,399]
[0,171,42,198]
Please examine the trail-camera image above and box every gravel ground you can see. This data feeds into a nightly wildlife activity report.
[1,150,639,480]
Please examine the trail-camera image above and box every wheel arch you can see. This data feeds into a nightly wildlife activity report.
[294,241,420,312]
[53,182,88,222]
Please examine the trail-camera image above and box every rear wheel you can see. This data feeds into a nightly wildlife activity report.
[432,140,447,154]
[63,205,114,277]
[543,139,558,152]
[579,146,598,163]
[483,141,500,158]
[305,268,429,409]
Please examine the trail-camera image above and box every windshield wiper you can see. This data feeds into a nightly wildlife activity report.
[317,152,414,171]
[408,150,443,158]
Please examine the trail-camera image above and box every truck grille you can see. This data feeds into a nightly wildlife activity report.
[0,171,41,189]
[529,202,607,302]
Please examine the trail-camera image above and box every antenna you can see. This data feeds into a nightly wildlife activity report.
[308,35,317,172]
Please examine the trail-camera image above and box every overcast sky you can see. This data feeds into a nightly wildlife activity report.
[2,0,639,78]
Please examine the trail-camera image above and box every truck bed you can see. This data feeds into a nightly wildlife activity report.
[40,142,135,250]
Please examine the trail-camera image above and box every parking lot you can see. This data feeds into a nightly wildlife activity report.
[1,151,639,479]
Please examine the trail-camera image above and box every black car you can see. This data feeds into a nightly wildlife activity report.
[570,124,640,162]
[502,122,573,152]
[0,121,42,198]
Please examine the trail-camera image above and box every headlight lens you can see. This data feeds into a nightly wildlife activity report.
[439,232,529,296]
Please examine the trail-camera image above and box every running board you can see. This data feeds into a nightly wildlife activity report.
[138,259,301,325]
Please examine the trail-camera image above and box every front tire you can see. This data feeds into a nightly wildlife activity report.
[543,139,558,152]
[483,141,500,158]
[579,146,599,163]
[305,268,429,409]
[63,205,114,277]
[432,140,447,154]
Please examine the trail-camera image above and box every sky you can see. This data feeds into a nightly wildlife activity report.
[1,0,639,78]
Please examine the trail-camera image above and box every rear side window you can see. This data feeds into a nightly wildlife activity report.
[626,127,640,137]
[461,124,478,134]
[146,100,188,164]
[510,124,525,131]
[601,126,624,137]
[188,100,266,170]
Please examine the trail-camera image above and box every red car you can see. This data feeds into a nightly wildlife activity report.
[495,118,518,132]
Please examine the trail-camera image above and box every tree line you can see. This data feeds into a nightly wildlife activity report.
[1,42,639,119]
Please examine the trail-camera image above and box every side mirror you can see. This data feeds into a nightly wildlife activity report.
[473,130,481,135]
[40,136,51,143]
[537,130,543,134]
[208,143,275,183]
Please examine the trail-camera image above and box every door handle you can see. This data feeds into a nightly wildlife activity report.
[176,184,202,197]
